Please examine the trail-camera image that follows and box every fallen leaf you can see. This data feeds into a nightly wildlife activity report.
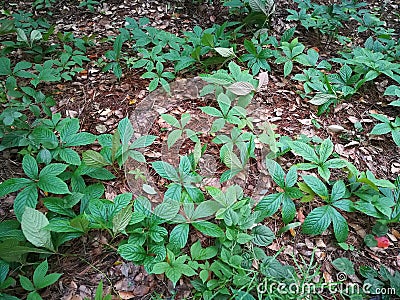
[327,125,346,133]
[392,229,400,239]
[374,236,390,248]
[118,291,135,299]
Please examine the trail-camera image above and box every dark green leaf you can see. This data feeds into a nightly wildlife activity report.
[252,225,274,246]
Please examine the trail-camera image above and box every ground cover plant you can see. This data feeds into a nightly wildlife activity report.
[0,0,399,299]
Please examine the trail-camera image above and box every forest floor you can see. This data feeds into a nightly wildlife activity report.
[1,0,400,299]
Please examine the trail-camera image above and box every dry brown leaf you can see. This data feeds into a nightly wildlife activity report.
[392,229,400,239]
[349,223,366,238]
[296,209,305,223]
[118,291,135,299]
[323,271,332,283]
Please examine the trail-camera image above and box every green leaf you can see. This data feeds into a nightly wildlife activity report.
[288,141,319,163]
[21,208,54,251]
[265,159,285,187]
[0,57,12,76]
[112,204,133,235]
[283,60,293,77]
[39,163,68,177]
[151,161,179,181]
[392,130,400,147]
[58,148,81,165]
[127,150,146,163]
[192,200,221,220]
[211,118,226,133]
[370,114,390,123]
[64,132,96,146]
[331,180,346,202]
[190,241,217,260]
[161,114,180,127]
[192,221,224,237]
[22,155,38,179]
[318,138,333,162]
[0,178,32,197]
[19,276,35,292]
[167,129,183,148]
[277,222,302,236]
[332,257,355,275]
[37,175,70,195]
[14,185,38,222]
[302,175,328,198]
[331,208,349,242]
[82,150,109,167]
[370,123,391,135]
[302,206,332,236]
[169,223,189,249]
[364,234,378,247]
[30,127,58,149]
[153,200,180,221]
[130,135,157,148]
[200,106,223,118]
[252,225,274,246]
[32,260,48,288]
[309,93,337,106]
[118,117,134,145]
[118,243,147,262]
[256,193,282,218]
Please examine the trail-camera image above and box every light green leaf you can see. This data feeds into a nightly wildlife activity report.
[283,60,293,77]
[214,47,235,57]
[370,123,391,135]
[142,184,157,195]
[265,159,285,188]
[200,106,223,118]
[161,114,180,127]
[167,129,183,148]
[112,204,133,235]
[151,161,179,181]
[130,135,157,149]
[192,200,221,220]
[153,200,180,221]
[118,117,134,145]
[82,150,109,167]
[21,208,54,251]
[64,132,96,147]
[19,275,34,291]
